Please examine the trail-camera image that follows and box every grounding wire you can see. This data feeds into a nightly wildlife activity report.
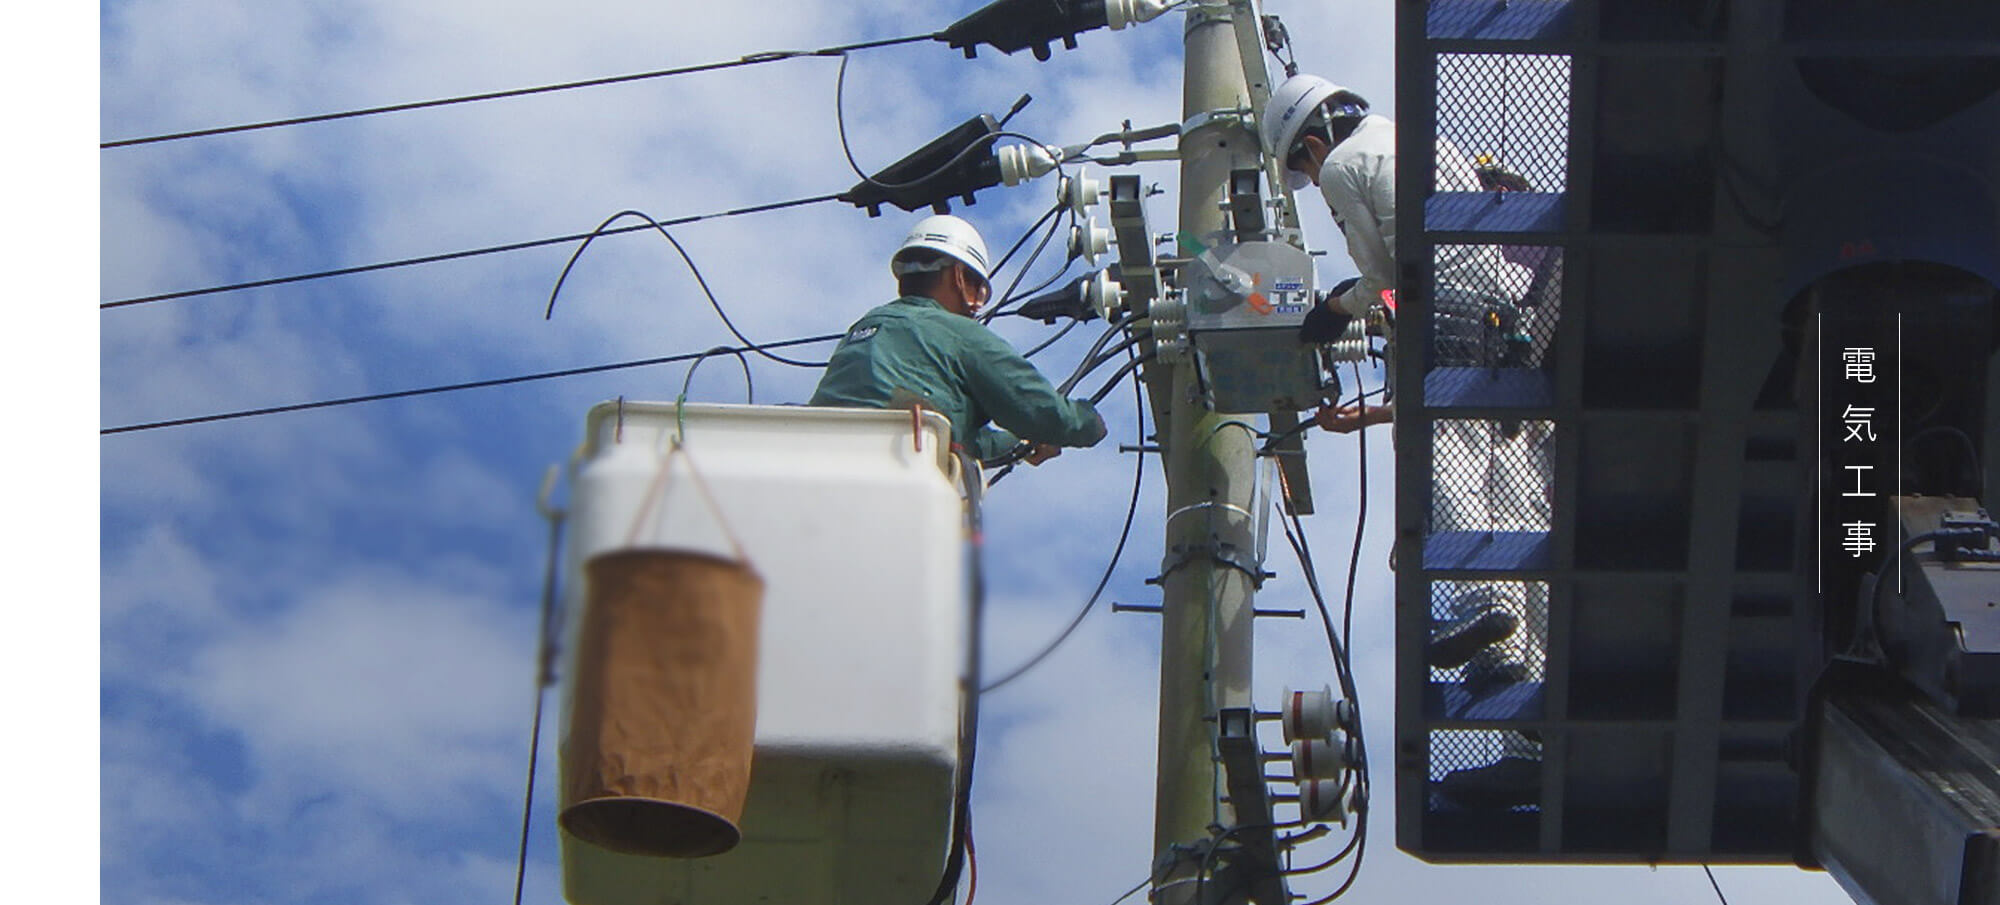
[102,32,941,149]
[980,350,1147,693]
[544,209,828,368]
[99,332,842,435]
[102,192,841,309]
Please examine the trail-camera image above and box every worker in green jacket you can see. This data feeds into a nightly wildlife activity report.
[811,214,1107,465]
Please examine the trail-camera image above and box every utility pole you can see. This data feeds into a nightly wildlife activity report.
[1149,3,1266,903]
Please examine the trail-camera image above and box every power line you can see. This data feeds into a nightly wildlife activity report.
[101,193,840,310]
[101,33,939,149]
[99,332,842,435]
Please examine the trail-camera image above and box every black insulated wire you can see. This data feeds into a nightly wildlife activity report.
[509,491,567,905]
[985,202,1068,291]
[1702,865,1732,905]
[102,193,841,310]
[924,447,988,905]
[98,332,843,435]
[102,32,941,149]
[1086,352,1152,405]
[980,353,1147,693]
[982,225,1079,324]
[544,210,828,368]
[1057,322,1129,394]
[982,204,1075,323]
[680,347,756,404]
[1271,382,1373,900]
[1060,324,1146,395]
[1020,319,1080,360]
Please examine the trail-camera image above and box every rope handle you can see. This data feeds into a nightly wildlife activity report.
[623,439,751,562]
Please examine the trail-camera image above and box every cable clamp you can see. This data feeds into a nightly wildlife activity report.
[1148,540,1271,588]
[1180,107,1253,140]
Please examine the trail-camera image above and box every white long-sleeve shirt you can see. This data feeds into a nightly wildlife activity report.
[1318,115,1529,316]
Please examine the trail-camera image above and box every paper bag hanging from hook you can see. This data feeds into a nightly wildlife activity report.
[561,442,764,858]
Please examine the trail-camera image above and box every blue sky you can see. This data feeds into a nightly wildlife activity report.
[93,2,1858,904]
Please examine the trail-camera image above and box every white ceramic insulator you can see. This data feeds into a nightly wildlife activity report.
[1106,0,1176,29]
[1070,221,1111,264]
[1062,174,1104,216]
[1147,293,1189,363]
[1086,270,1125,320]
[1290,737,1349,781]
[1323,316,1370,363]
[998,143,1063,187]
[1282,685,1338,743]
[1300,780,1350,826]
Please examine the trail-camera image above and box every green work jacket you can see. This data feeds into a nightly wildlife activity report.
[810,295,1106,462]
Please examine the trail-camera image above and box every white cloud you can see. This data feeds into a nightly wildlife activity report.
[176,567,531,823]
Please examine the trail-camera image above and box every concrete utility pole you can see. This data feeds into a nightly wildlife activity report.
[1149,3,1265,903]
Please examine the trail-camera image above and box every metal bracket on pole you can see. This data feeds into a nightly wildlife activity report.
[1216,707,1291,905]
[1228,167,1267,241]
[1109,174,1162,309]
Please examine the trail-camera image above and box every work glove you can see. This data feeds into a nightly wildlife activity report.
[1299,277,1359,343]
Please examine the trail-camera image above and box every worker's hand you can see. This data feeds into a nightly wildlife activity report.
[1024,442,1062,466]
[1316,402,1393,434]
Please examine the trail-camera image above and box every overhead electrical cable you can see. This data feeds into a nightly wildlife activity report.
[99,333,842,435]
[101,32,940,149]
[543,209,827,367]
[101,193,840,309]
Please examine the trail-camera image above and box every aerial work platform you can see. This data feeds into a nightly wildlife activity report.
[557,402,970,905]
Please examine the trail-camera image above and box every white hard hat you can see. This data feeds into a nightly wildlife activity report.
[891,214,992,286]
[1260,74,1368,189]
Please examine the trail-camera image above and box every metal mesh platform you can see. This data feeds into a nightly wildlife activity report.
[1395,0,1813,863]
